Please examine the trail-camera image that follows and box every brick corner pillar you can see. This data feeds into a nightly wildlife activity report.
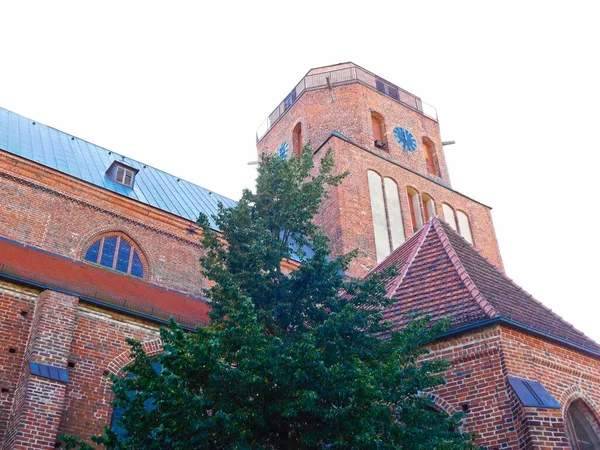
[3,290,79,450]
[516,407,571,449]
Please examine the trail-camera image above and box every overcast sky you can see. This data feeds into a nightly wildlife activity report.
[2,1,599,342]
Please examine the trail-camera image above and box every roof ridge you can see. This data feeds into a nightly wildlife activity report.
[386,221,433,299]
[431,217,498,319]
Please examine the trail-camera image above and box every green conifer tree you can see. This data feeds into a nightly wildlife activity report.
[63,147,480,449]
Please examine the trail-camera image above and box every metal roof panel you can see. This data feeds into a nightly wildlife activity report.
[0,107,236,228]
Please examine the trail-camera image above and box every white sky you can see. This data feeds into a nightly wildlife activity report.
[2,1,599,342]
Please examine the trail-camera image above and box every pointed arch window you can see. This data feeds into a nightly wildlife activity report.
[423,139,440,177]
[456,211,473,244]
[84,234,144,278]
[367,171,405,262]
[566,400,600,450]
[371,112,386,150]
[293,122,303,156]
[407,187,423,232]
[110,361,163,439]
[442,203,458,231]
[422,194,436,222]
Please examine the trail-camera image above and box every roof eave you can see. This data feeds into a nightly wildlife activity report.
[437,317,600,360]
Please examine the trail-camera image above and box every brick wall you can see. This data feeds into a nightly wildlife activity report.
[424,326,520,449]
[0,278,162,447]
[319,137,502,277]
[420,324,600,449]
[0,151,207,297]
[257,81,450,186]
[0,281,37,443]
[59,304,161,441]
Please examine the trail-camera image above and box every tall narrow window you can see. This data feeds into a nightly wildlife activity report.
[407,187,423,232]
[566,400,600,450]
[442,203,458,231]
[84,234,145,278]
[422,194,436,222]
[423,139,439,177]
[368,171,391,262]
[384,178,406,249]
[371,113,386,149]
[367,171,405,262]
[293,122,302,157]
[456,211,473,244]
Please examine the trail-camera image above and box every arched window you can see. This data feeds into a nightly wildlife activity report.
[110,361,163,440]
[292,122,303,156]
[566,400,600,450]
[423,139,440,177]
[456,211,473,244]
[371,112,386,150]
[367,171,405,262]
[422,194,436,222]
[407,187,423,232]
[84,234,144,278]
[442,203,457,231]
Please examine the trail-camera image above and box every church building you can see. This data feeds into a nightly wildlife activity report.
[1,62,599,449]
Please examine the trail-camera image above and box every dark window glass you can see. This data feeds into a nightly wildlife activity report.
[110,362,162,440]
[85,241,101,263]
[566,401,600,450]
[131,252,144,278]
[116,240,132,273]
[84,235,144,278]
[388,86,400,101]
[284,89,297,110]
[375,78,385,93]
[100,236,118,268]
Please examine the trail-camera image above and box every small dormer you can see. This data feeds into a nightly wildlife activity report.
[106,161,139,188]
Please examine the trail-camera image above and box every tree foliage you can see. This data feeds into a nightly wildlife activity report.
[63,147,480,449]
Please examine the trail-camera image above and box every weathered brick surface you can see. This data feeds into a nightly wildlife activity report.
[0,151,207,297]
[58,305,161,441]
[3,290,79,449]
[0,281,37,444]
[424,326,519,449]
[257,81,451,186]
[421,324,600,449]
[318,138,502,277]
[256,74,502,278]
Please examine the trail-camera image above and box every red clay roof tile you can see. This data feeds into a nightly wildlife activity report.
[370,216,600,354]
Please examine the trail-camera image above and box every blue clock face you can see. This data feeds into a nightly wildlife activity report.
[393,127,418,152]
[276,141,289,159]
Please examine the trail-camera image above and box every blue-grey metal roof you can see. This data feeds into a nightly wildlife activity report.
[0,107,236,228]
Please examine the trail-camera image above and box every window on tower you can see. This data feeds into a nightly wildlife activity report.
[371,112,386,150]
[456,211,473,244]
[442,203,458,231]
[293,122,303,157]
[84,233,145,278]
[422,194,436,222]
[407,187,423,232]
[423,138,440,177]
[367,171,405,262]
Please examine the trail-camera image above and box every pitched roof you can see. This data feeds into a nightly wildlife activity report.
[0,107,236,228]
[0,236,210,329]
[370,216,600,355]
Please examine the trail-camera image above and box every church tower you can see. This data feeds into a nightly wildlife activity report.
[256,62,503,277]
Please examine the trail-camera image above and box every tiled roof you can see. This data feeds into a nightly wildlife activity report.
[370,216,600,355]
[0,236,210,328]
[0,107,236,229]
